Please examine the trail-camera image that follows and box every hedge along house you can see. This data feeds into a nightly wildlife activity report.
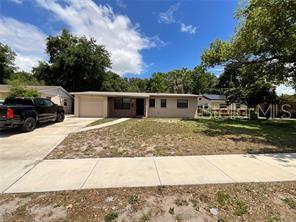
[71,91,198,118]
[0,84,73,114]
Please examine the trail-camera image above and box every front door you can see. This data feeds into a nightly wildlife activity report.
[136,98,144,116]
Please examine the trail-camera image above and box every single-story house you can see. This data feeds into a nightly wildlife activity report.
[0,84,73,114]
[197,94,248,116]
[71,91,199,118]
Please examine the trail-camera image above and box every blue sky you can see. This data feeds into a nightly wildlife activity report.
[0,0,294,95]
[0,0,238,78]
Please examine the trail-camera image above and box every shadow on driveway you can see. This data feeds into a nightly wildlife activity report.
[0,122,56,138]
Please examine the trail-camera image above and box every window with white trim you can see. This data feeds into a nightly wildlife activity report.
[177,99,188,108]
[160,99,166,108]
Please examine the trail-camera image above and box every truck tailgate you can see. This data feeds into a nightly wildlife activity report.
[0,105,7,120]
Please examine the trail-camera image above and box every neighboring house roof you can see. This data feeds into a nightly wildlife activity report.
[70,91,199,98]
[0,84,73,98]
[202,94,226,100]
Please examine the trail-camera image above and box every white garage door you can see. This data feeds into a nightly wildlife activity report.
[79,96,105,117]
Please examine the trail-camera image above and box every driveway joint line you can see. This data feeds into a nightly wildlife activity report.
[201,156,236,183]
[80,159,100,189]
[152,157,162,187]
[41,118,99,160]
[41,136,69,160]
[2,159,42,193]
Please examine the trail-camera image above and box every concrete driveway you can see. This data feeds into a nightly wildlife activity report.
[0,116,99,193]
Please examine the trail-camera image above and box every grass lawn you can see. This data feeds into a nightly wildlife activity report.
[47,118,296,159]
[86,118,118,127]
[1,182,295,221]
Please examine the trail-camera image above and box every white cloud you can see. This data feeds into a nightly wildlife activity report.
[158,2,180,24]
[35,0,163,75]
[0,17,46,72]
[148,35,167,48]
[116,0,127,9]
[276,84,295,96]
[14,55,44,72]
[158,3,196,35]
[180,23,196,34]
[8,0,23,4]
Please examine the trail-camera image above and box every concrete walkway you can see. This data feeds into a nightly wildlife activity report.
[78,118,130,132]
[4,153,296,193]
[0,117,99,193]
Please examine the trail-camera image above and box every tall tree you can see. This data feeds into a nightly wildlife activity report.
[101,71,128,92]
[127,78,150,92]
[148,72,169,93]
[9,71,41,85]
[0,43,16,84]
[167,68,193,93]
[201,0,295,111]
[202,0,296,86]
[218,64,277,108]
[7,78,40,98]
[33,29,111,92]
[191,66,218,94]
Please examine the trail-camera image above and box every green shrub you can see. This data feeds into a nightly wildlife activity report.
[7,78,40,98]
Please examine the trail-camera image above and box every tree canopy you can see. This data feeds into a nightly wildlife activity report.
[201,0,295,106]
[191,66,218,94]
[148,72,169,93]
[7,77,40,98]
[2,30,219,95]
[0,43,16,84]
[2,1,295,102]
[202,0,296,86]
[33,29,111,92]
[9,71,41,85]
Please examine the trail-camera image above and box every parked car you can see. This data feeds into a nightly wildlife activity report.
[0,97,65,132]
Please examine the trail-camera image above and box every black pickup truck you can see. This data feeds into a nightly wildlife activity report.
[0,97,65,132]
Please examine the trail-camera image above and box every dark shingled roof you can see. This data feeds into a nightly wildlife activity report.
[203,94,226,100]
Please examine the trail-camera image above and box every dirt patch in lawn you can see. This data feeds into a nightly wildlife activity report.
[47,118,296,159]
[1,182,295,221]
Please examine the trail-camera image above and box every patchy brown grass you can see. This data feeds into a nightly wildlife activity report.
[1,182,295,222]
[47,118,296,159]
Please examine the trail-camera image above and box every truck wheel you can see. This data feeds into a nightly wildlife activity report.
[21,117,36,132]
[56,112,65,122]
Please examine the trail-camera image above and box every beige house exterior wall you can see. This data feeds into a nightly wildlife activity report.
[197,96,211,108]
[145,98,149,117]
[0,87,73,114]
[148,97,197,118]
[42,89,73,114]
[74,95,108,117]
[73,95,198,118]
